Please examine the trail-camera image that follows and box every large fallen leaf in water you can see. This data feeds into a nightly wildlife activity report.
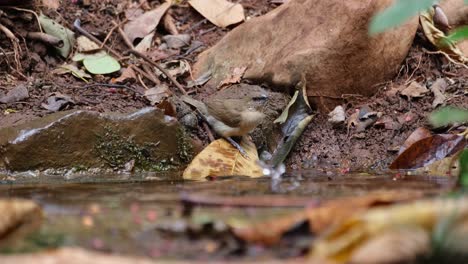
[389,134,466,170]
[123,1,171,44]
[271,79,314,167]
[189,0,245,28]
[310,197,468,263]
[183,138,263,180]
[0,199,42,242]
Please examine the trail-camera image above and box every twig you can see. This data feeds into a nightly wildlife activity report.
[4,6,42,32]
[183,19,207,33]
[26,32,63,47]
[73,19,160,85]
[422,48,468,69]
[129,49,188,95]
[0,22,21,73]
[404,54,422,85]
[116,24,133,49]
[100,19,127,48]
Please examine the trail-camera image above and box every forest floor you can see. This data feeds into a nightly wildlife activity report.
[0,0,467,171]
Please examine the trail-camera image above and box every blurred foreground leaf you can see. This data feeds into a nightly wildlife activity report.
[429,107,468,128]
[369,0,433,34]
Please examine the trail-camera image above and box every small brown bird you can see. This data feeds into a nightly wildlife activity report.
[181,94,267,156]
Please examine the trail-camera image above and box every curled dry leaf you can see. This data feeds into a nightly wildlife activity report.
[135,32,155,53]
[41,92,75,112]
[163,11,179,35]
[144,85,171,105]
[420,7,468,63]
[38,13,75,58]
[188,0,245,28]
[123,1,171,44]
[183,137,263,180]
[400,81,429,99]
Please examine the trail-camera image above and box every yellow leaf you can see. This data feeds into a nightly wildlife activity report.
[183,138,263,180]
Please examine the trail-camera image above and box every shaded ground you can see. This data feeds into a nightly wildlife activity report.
[0,0,467,170]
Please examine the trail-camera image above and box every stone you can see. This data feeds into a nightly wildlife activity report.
[193,0,418,112]
[0,108,194,172]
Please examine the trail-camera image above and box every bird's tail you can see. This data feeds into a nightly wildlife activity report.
[181,95,208,115]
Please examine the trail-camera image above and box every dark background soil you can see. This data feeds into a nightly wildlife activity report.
[0,0,467,171]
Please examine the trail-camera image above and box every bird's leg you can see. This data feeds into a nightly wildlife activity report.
[225,137,249,159]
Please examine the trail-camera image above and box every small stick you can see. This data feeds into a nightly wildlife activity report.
[100,19,127,48]
[26,32,63,47]
[4,6,42,32]
[129,49,188,95]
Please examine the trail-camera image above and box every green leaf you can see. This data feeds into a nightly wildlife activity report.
[38,13,75,58]
[429,107,468,128]
[369,0,434,35]
[458,149,468,189]
[83,54,121,75]
[446,26,468,43]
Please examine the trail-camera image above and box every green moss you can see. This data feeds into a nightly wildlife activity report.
[95,126,175,171]
[176,128,194,163]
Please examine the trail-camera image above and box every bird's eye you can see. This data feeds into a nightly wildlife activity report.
[252,95,268,101]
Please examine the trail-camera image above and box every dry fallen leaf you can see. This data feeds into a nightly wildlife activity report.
[218,66,247,88]
[430,78,447,108]
[76,35,100,52]
[123,1,171,44]
[134,32,155,53]
[183,137,263,180]
[189,0,245,28]
[111,67,137,84]
[400,81,429,99]
[144,85,171,105]
[398,127,432,155]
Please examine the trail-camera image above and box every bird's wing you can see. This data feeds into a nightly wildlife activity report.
[206,99,242,128]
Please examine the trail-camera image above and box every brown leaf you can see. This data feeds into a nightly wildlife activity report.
[144,85,171,105]
[156,99,177,117]
[398,127,432,155]
[430,78,447,108]
[183,137,263,180]
[111,67,137,84]
[218,66,247,88]
[123,1,171,44]
[400,81,428,99]
[389,134,466,170]
[188,0,245,28]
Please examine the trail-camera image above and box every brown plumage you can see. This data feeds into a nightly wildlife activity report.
[181,95,267,138]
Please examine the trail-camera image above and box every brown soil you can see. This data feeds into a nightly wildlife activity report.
[0,1,466,170]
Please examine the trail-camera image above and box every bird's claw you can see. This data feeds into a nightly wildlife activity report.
[226,137,250,159]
